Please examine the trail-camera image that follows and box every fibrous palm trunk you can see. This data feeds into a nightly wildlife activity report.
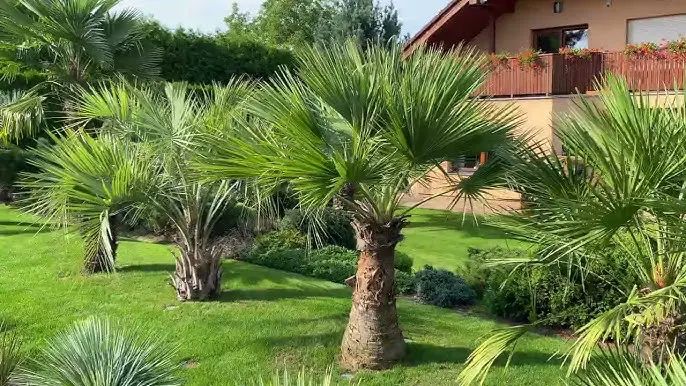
[340,217,407,370]
[172,246,222,301]
[84,224,118,274]
[0,186,12,204]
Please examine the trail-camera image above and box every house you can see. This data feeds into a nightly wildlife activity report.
[401,0,686,213]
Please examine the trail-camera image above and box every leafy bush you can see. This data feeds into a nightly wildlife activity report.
[394,251,414,274]
[465,247,637,329]
[143,22,295,84]
[279,208,356,250]
[14,318,180,386]
[415,266,476,308]
[0,146,28,201]
[395,270,416,295]
[252,229,308,255]
[245,244,417,288]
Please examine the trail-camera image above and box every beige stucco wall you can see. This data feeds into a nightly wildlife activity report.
[470,0,686,54]
[402,91,686,213]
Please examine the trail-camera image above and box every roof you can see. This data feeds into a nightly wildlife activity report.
[403,0,516,56]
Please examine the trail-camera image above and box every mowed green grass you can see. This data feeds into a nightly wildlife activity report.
[398,208,529,270]
[0,206,564,385]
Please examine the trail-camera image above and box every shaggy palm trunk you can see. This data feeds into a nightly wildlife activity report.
[172,247,222,301]
[340,217,407,370]
[0,186,12,204]
[84,223,118,274]
[640,310,686,364]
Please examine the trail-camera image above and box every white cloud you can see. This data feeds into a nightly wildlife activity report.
[117,0,449,36]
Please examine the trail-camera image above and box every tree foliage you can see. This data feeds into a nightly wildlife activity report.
[459,76,686,384]
[223,0,403,47]
[142,21,295,85]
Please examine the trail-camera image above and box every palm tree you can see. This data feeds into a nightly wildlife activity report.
[194,41,519,369]
[0,0,161,143]
[65,80,252,299]
[458,76,686,384]
[22,131,155,273]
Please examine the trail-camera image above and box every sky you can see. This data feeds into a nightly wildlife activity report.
[117,0,450,37]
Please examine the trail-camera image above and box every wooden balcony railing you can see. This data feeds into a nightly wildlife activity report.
[479,52,686,98]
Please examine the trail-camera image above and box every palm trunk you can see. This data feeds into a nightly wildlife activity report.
[84,223,118,274]
[0,186,12,204]
[172,248,222,301]
[340,217,407,370]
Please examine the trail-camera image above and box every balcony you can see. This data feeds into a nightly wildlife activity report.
[479,52,686,98]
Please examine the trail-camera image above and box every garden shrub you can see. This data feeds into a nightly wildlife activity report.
[415,266,476,308]
[252,229,307,255]
[465,247,638,329]
[244,244,418,288]
[395,270,416,295]
[279,208,356,249]
[394,251,414,274]
[0,146,28,202]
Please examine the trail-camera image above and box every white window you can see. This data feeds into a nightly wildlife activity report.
[627,14,686,45]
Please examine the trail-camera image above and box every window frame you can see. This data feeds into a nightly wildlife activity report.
[447,152,489,176]
[532,24,589,53]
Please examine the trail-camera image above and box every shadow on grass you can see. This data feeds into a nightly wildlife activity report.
[218,286,350,302]
[117,263,175,273]
[405,342,559,368]
[0,220,53,236]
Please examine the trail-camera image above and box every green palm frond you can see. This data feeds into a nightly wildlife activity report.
[194,40,520,224]
[459,76,686,384]
[570,348,686,386]
[0,88,45,143]
[21,130,157,270]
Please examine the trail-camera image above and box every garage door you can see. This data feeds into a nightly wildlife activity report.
[628,14,686,44]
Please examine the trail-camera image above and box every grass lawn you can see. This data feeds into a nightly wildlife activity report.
[398,208,529,270]
[0,206,565,385]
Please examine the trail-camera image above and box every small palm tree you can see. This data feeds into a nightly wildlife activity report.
[22,131,154,273]
[459,76,686,384]
[0,0,161,143]
[194,41,519,369]
[69,80,253,299]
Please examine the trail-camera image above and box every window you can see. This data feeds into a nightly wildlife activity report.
[448,152,488,175]
[533,25,588,54]
[628,15,686,45]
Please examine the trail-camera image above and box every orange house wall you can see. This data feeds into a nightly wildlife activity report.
[469,0,686,53]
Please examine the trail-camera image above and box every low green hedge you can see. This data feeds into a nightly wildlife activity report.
[243,231,415,295]
[462,247,637,330]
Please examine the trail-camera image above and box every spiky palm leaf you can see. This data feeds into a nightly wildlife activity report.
[21,130,156,272]
[0,89,45,143]
[195,41,519,224]
[13,318,181,386]
[69,80,253,298]
[0,324,22,386]
[459,76,686,384]
[0,0,160,142]
[570,348,686,386]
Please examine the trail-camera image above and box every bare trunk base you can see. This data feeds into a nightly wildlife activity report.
[84,230,118,274]
[172,253,222,301]
[640,310,686,364]
[340,218,407,370]
[0,187,13,205]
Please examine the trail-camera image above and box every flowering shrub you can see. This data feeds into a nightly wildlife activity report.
[664,37,686,58]
[516,49,544,70]
[558,47,601,59]
[487,52,510,68]
[623,42,661,59]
